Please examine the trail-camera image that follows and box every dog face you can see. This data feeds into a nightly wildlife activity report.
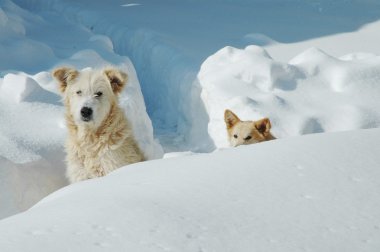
[224,109,274,147]
[53,67,127,129]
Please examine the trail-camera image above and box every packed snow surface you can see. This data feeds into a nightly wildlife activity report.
[0,128,379,251]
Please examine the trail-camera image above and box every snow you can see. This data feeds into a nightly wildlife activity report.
[266,19,380,62]
[1,0,380,249]
[0,128,380,251]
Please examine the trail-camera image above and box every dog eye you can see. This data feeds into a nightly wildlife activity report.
[76,90,82,95]
[244,136,252,141]
[95,92,103,97]
[233,134,238,139]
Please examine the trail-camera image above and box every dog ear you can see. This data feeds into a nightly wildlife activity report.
[255,118,271,135]
[104,69,128,94]
[52,67,79,93]
[224,109,241,129]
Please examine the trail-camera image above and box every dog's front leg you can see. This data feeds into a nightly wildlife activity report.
[66,154,92,183]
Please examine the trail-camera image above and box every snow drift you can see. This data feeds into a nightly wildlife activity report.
[0,128,379,251]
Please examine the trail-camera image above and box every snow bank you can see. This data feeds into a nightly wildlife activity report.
[0,128,379,251]
[0,152,66,220]
[199,45,380,147]
[0,73,57,103]
[266,19,380,62]
[0,0,56,72]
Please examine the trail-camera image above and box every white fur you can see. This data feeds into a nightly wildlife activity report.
[54,67,144,183]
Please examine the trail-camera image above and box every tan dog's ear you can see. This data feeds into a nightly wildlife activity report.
[255,118,271,135]
[224,109,241,129]
[104,69,128,94]
[52,67,79,93]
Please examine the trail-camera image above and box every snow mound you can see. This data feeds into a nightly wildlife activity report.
[0,0,56,72]
[199,45,380,147]
[0,128,379,251]
[0,73,59,103]
[0,153,66,220]
[0,5,25,37]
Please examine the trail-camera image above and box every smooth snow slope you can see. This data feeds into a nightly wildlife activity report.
[0,128,379,252]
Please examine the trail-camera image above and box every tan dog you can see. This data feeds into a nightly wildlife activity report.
[224,109,276,147]
[53,67,144,183]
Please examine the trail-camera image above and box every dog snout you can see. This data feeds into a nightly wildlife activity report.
[80,107,93,121]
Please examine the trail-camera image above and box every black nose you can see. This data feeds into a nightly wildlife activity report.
[80,107,93,119]
[244,136,252,141]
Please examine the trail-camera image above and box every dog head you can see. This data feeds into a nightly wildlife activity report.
[224,109,273,147]
[53,67,127,129]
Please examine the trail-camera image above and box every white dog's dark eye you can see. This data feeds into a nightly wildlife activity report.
[76,90,82,95]
[233,134,238,139]
[95,91,103,97]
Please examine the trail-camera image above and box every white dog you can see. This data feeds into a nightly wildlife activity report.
[53,67,144,183]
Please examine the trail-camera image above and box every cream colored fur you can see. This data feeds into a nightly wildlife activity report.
[53,67,144,183]
[224,109,276,147]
